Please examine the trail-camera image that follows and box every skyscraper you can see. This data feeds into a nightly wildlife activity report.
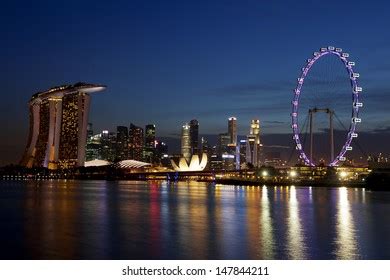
[129,123,144,161]
[116,126,129,161]
[228,117,237,145]
[181,123,191,162]
[144,124,156,163]
[201,137,211,157]
[20,83,106,169]
[217,132,231,157]
[87,123,93,140]
[189,119,199,156]
[239,139,247,164]
[246,119,261,167]
[85,132,102,161]
[145,124,156,148]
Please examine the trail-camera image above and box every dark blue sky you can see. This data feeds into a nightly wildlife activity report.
[1,0,390,164]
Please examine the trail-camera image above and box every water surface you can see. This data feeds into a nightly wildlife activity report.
[0,180,389,259]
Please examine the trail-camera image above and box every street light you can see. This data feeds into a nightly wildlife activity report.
[262,170,268,177]
[339,171,347,179]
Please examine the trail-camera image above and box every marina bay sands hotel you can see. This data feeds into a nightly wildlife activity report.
[20,82,106,169]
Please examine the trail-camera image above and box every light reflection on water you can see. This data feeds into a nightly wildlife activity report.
[335,187,359,259]
[0,180,390,259]
[286,186,306,259]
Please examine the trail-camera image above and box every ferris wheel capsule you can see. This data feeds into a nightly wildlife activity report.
[348,61,355,66]
[346,146,353,151]
[354,102,363,108]
[339,157,346,161]
[352,73,360,79]
[313,52,320,56]
[328,46,335,51]
[352,117,362,123]
[351,133,358,138]
[354,86,362,93]
[336,48,343,52]
[320,47,327,52]
[342,53,349,58]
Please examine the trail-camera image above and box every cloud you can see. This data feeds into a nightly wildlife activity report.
[263,120,286,124]
[211,80,295,97]
[370,126,390,134]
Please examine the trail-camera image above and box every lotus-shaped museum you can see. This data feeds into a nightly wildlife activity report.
[170,153,208,172]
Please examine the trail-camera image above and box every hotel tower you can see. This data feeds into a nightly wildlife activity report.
[20,82,106,169]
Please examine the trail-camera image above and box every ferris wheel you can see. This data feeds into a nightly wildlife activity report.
[291,46,363,167]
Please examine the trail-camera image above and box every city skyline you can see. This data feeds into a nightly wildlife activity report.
[1,0,390,165]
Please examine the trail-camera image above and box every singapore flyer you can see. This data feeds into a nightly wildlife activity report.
[291,46,363,167]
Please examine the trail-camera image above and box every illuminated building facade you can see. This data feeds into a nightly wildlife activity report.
[116,126,129,160]
[145,124,156,148]
[86,133,102,161]
[181,123,191,162]
[239,139,247,165]
[218,133,230,157]
[246,119,261,167]
[144,124,156,163]
[171,153,208,172]
[228,117,237,145]
[189,119,199,156]
[21,83,106,169]
[128,123,144,161]
[201,137,211,157]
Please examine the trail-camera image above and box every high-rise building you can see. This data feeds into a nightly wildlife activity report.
[144,124,156,163]
[181,123,191,162]
[201,137,211,157]
[155,140,169,166]
[228,117,237,145]
[128,123,144,161]
[246,119,261,167]
[145,124,156,149]
[100,130,117,162]
[87,123,93,140]
[85,123,94,161]
[189,119,199,156]
[217,133,231,157]
[108,132,117,162]
[239,139,247,165]
[85,133,102,161]
[100,130,110,161]
[116,126,129,161]
[20,83,106,169]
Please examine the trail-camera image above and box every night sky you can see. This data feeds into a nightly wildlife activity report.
[1,0,390,165]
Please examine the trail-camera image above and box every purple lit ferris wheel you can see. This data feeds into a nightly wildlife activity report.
[291,46,363,167]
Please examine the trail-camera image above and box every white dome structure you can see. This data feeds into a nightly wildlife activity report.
[84,159,111,167]
[171,153,208,172]
[115,160,151,169]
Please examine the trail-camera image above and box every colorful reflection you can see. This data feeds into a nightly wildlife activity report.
[0,180,389,259]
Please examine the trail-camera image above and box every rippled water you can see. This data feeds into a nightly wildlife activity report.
[0,180,389,259]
